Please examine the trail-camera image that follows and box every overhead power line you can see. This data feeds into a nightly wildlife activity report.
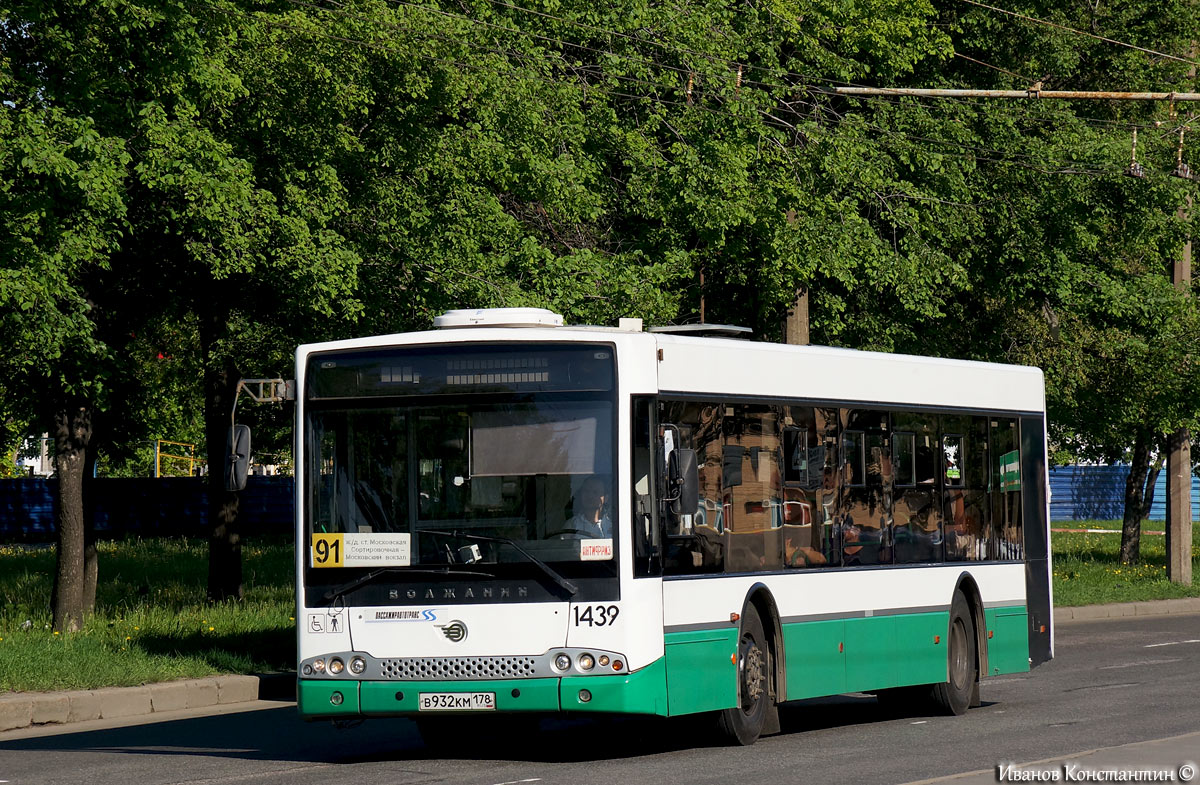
[953,0,1200,67]
[193,1,1189,181]
[826,87,1200,101]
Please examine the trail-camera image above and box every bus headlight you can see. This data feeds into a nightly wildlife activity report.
[349,657,366,675]
[312,659,326,673]
[554,653,571,671]
[577,653,595,671]
[329,658,344,675]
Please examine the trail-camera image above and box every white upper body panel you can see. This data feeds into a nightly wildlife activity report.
[651,334,1045,414]
[297,326,1044,414]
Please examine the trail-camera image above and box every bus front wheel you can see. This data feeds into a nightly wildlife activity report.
[931,591,977,716]
[717,604,770,745]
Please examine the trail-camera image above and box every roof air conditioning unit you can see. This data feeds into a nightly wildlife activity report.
[433,308,565,329]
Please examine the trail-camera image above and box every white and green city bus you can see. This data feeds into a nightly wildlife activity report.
[293,308,1052,745]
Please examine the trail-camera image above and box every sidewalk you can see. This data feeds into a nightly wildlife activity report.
[0,673,294,733]
[1053,596,1200,622]
[2,597,1198,734]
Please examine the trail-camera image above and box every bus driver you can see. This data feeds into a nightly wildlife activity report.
[556,475,612,539]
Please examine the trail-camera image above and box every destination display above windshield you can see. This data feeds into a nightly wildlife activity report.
[306,344,614,399]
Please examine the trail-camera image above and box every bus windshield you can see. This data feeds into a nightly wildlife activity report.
[305,344,616,569]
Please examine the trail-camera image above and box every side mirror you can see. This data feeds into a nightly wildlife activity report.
[669,448,698,515]
[225,425,251,492]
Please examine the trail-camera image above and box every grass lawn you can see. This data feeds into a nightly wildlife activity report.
[1052,520,1200,606]
[0,538,294,693]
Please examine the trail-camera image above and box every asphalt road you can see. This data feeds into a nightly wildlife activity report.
[2,613,1198,785]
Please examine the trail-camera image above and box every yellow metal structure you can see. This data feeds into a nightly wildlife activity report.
[155,440,198,477]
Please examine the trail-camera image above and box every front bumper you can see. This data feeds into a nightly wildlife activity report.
[297,658,667,718]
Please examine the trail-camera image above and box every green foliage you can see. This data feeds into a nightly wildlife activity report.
[2,0,1199,549]
[0,68,128,420]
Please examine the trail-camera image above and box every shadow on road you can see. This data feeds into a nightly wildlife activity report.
[0,693,976,765]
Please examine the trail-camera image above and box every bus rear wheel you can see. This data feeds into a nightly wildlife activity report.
[931,591,977,716]
[717,604,770,745]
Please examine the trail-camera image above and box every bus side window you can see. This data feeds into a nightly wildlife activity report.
[783,407,830,569]
[724,404,784,573]
[839,410,890,566]
[891,412,941,564]
[660,400,725,575]
[943,416,989,561]
[632,397,660,577]
[990,417,1023,560]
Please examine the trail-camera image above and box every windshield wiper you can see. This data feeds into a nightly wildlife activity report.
[322,567,495,602]
[421,529,579,597]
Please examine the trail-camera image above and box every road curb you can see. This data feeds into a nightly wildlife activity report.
[0,673,294,734]
[1054,596,1200,623]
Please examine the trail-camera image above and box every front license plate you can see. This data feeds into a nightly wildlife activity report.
[418,692,496,711]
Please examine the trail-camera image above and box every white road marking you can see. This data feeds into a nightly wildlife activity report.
[492,780,542,785]
[911,721,928,725]
[1099,658,1183,669]
[1144,639,1200,648]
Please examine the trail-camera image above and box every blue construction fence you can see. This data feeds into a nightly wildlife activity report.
[0,476,294,542]
[1048,465,1200,522]
[2,467,1196,540]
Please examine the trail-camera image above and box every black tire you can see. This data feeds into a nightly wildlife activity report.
[931,591,977,716]
[717,604,770,745]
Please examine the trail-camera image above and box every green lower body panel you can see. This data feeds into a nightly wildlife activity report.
[664,628,737,716]
[783,619,845,700]
[985,606,1031,676]
[845,616,898,689]
[889,612,951,688]
[561,658,668,715]
[299,662,671,719]
[778,606,1029,701]
[784,612,949,699]
[298,679,361,718]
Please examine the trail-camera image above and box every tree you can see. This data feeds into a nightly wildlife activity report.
[0,59,129,629]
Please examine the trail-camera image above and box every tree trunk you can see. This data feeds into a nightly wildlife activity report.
[51,403,93,632]
[200,295,244,602]
[205,363,244,602]
[1119,431,1152,565]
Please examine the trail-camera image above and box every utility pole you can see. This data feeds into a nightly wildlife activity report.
[1166,202,1192,584]
[1166,43,1196,586]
